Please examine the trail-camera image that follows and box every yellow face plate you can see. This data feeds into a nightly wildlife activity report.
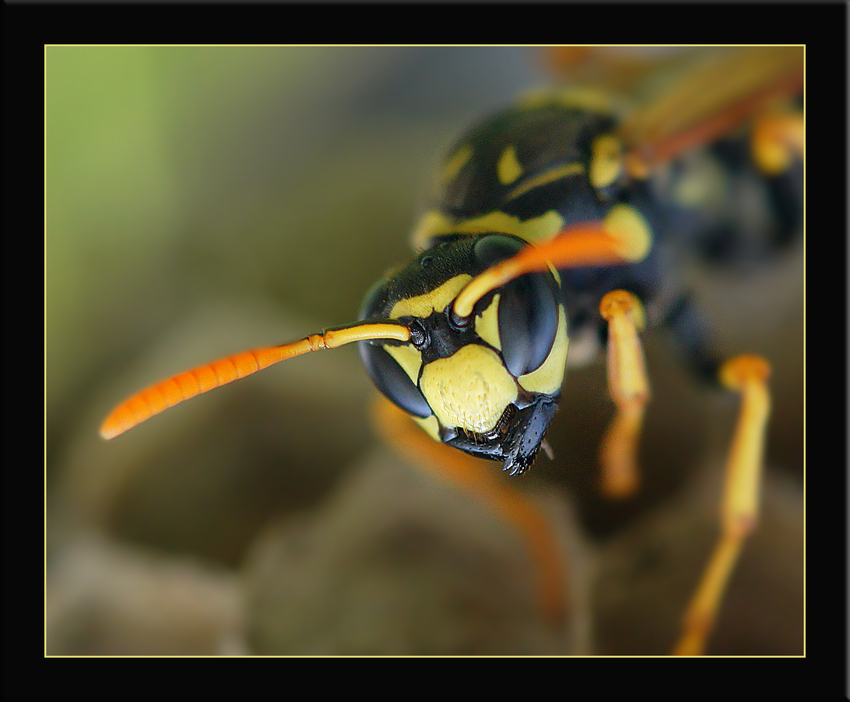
[419,344,517,434]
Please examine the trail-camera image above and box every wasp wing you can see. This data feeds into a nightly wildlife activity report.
[613,46,803,173]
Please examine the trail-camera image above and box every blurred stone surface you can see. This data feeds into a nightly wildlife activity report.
[53,304,375,567]
[592,467,803,656]
[46,533,245,656]
[47,286,802,657]
[242,447,593,656]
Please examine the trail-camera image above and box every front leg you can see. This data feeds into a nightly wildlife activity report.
[598,290,651,499]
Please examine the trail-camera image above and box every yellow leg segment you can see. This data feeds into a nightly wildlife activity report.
[672,355,771,655]
[599,290,650,499]
[752,109,804,176]
[371,395,568,624]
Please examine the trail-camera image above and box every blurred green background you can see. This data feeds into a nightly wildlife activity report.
[46,47,550,552]
[45,46,802,656]
[46,46,548,456]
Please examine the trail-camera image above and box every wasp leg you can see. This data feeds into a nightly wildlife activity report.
[672,355,771,655]
[751,108,804,177]
[598,290,650,499]
[371,395,569,624]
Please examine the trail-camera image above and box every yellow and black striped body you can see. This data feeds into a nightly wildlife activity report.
[412,92,647,252]
[411,92,672,368]
[358,89,801,475]
[413,90,800,371]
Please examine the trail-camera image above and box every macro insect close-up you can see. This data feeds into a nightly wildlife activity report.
[46,46,803,657]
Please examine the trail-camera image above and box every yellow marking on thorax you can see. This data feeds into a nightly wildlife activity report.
[517,305,569,395]
[602,204,652,262]
[442,144,473,183]
[410,211,458,251]
[589,135,623,190]
[497,146,523,185]
[419,344,517,434]
[506,162,585,201]
[389,274,472,319]
[752,109,804,176]
[410,209,566,252]
[517,87,617,115]
[465,210,566,245]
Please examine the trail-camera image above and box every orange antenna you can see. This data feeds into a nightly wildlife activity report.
[452,223,630,320]
[100,322,410,440]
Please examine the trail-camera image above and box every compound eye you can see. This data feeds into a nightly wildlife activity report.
[358,276,431,418]
[473,233,525,270]
[358,343,432,419]
[473,235,560,377]
[498,268,560,377]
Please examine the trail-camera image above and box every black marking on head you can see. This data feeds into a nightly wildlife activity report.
[360,235,485,320]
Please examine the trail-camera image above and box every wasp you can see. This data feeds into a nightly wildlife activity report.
[100,47,803,655]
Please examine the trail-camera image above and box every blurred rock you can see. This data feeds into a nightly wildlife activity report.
[592,466,803,655]
[242,447,593,656]
[46,533,244,656]
[53,303,375,567]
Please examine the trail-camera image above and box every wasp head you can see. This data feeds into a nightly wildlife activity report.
[358,234,568,475]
